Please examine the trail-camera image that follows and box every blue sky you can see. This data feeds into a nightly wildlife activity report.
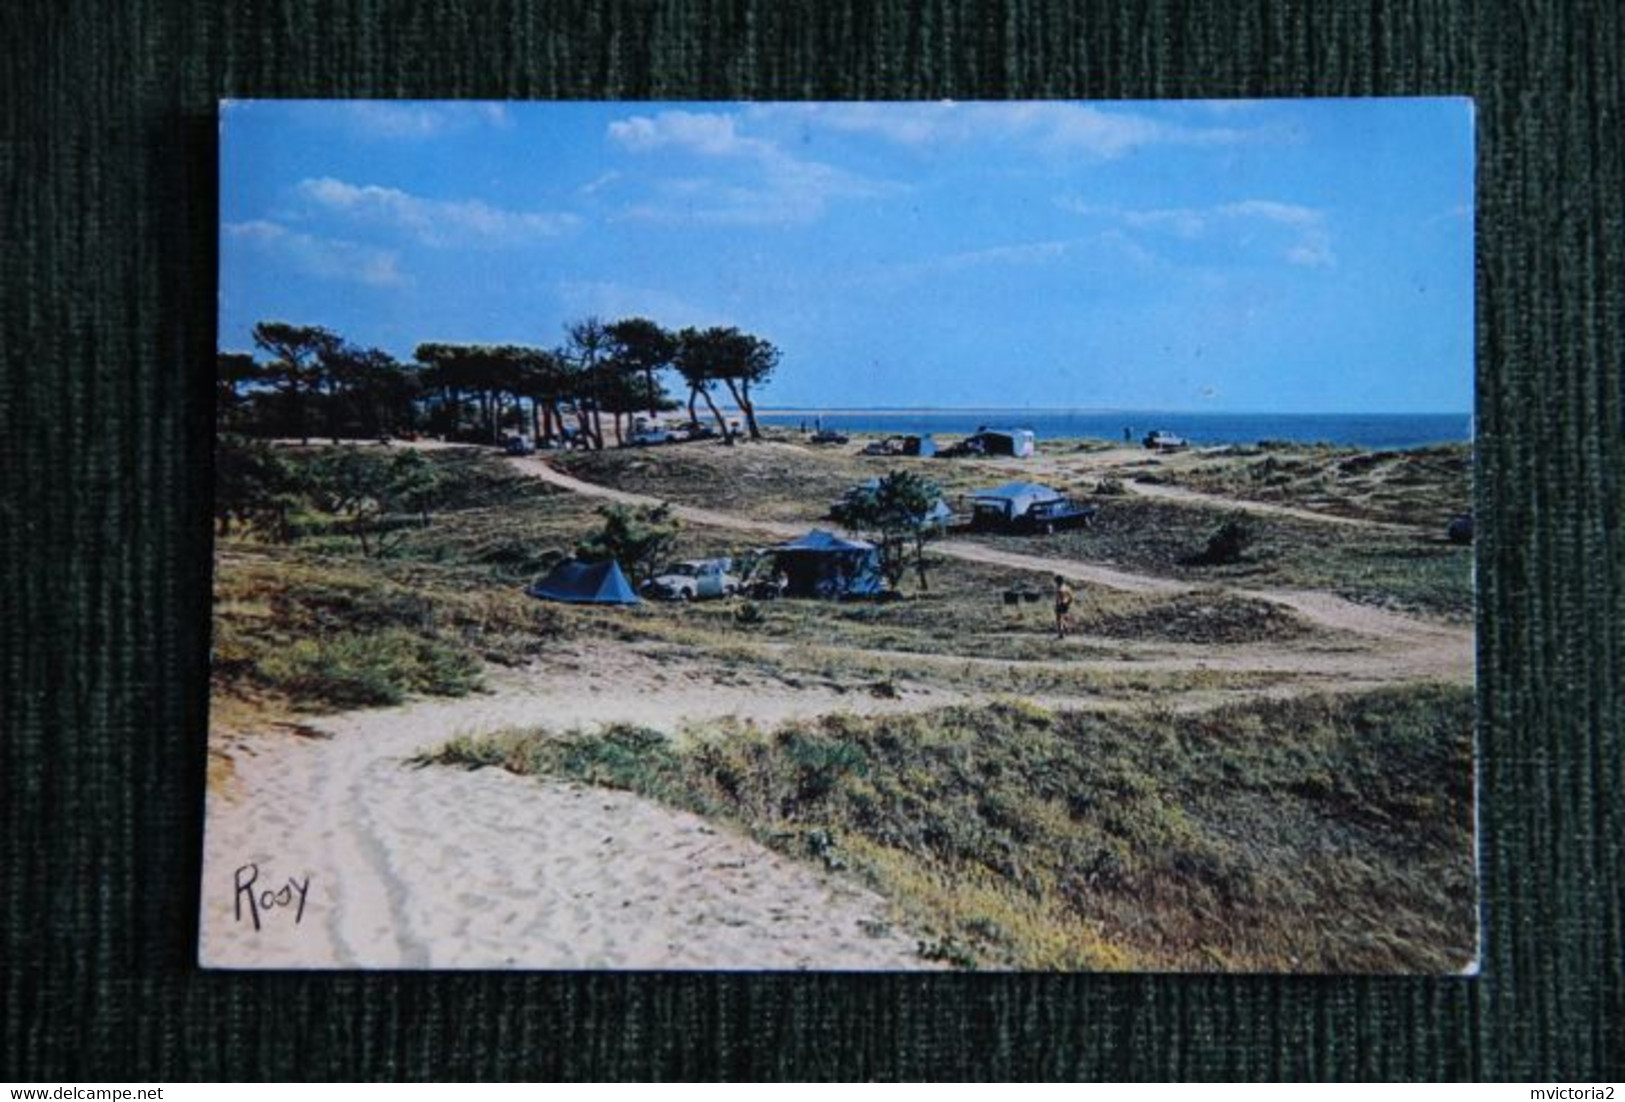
[220,98,1474,412]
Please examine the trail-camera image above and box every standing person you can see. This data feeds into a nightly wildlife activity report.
[1053,574,1076,639]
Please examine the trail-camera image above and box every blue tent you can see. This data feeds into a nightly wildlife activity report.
[769,529,886,598]
[525,558,641,605]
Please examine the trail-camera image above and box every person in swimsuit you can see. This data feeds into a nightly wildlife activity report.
[1053,574,1076,639]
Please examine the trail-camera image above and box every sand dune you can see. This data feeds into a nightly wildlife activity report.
[200,642,959,970]
[204,444,1470,970]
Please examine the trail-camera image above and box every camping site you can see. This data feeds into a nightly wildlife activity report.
[203,320,1476,973]
[205,99,1475,973]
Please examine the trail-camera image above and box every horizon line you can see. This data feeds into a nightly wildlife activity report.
[746,406,1475,418]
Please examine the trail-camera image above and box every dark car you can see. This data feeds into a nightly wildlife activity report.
[1447,513,1474,544]
[1007,498,1098,534]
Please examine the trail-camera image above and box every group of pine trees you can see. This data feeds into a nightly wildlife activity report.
[219,317,779,448]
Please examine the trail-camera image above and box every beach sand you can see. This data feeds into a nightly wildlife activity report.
[199,640,957,970]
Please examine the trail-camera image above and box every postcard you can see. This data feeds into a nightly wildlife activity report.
[202,98,1477,971]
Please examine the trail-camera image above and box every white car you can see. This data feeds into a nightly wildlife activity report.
[643,559,741,601]
[1142,429,1189,450]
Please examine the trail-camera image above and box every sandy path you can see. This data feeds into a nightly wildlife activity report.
[759,629,1469,688]
[201,641,957,970]
[509,453,809,541]
[506,451,1472,676]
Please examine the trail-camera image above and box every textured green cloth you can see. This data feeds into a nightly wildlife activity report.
[3,0,1622,1082]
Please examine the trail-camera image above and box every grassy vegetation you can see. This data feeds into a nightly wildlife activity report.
[559,436,1473,620]
[211,448,586,722]
[967,496,1474,621]
[552,434,994,520]
[214,444,1398,727]
[422,684,1477,972]
[212,550,569,717]
[1125,443,1472,527]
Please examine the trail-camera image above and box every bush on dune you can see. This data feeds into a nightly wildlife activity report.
[256,628,481,708]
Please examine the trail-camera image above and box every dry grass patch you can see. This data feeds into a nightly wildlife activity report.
[424,685,1477,973]
[1132,443,1471,527]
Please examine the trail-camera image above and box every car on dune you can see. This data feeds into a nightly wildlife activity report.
[642,558,742,601]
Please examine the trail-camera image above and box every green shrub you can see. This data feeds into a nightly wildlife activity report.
[1198,516,1254,565]
[255,627,480,708]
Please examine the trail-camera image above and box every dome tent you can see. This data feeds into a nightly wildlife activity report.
[525,558,641,605]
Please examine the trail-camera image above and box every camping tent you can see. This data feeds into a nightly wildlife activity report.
[970,482,1063,524]
[525,558,641,605]
[974,428,1036,458]
[768,529,886,598]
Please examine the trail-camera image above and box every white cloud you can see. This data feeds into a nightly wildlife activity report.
[340,102,511,139]
[873,234,1141,289]
[224,220,406,287]
[578,171,623,196]
[750,101,1261,159]
[1095,229,1163,270]
[1059,196,1334,267]
[296,177,581,246]
[1218,199,1320,226]
[922,239,1072,274]
[606,109,897,226]
[1217,200,1332,266]
[608,110,769,158]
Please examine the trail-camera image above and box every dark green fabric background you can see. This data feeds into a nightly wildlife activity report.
[3,0,1621,1082]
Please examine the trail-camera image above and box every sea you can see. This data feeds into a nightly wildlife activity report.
[753,410,1473,450]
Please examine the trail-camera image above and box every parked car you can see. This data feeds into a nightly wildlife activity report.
[1143,430,1188,450]
[938,435,988,458]
[642,558,742,601]
[628,427,675,446]
[672,420,714,441]
[1015,497,1098,534]
[1447,512,1474,544]
[969,482,1097,534]
[503,435,536,455]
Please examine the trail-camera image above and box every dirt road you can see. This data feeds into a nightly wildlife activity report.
[507,452,1473,680]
